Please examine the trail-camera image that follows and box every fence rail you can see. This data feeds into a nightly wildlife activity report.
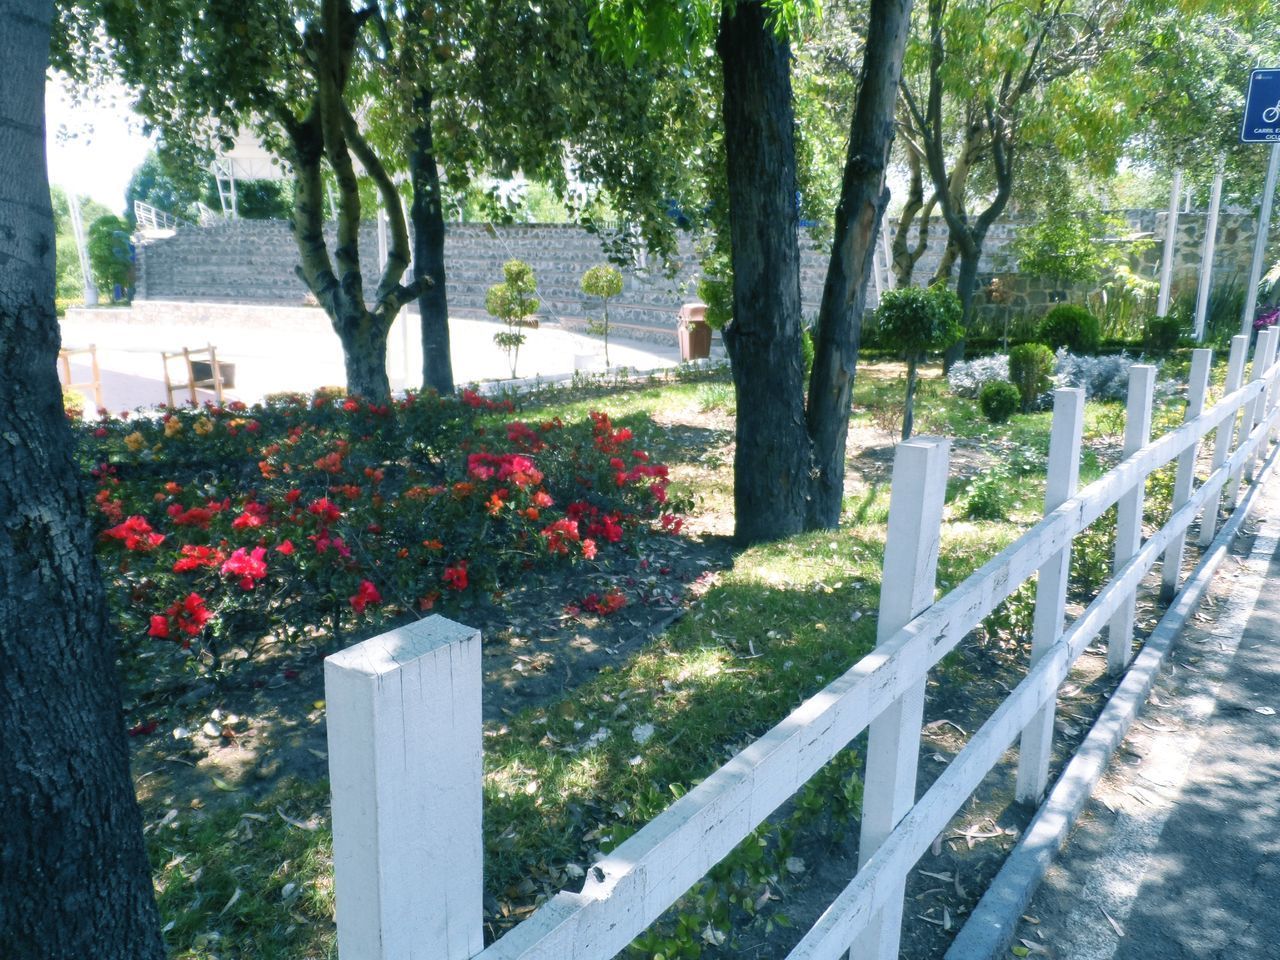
[324,328,1280,960]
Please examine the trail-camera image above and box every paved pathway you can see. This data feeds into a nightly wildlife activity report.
[58,310,685,413]
[1011,477,1280,960]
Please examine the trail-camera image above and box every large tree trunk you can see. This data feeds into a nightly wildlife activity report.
[717,0,811,545]
[0,4,165,957]
[805,0,914,529]
[410,79,454,396]
[336,311,393,401]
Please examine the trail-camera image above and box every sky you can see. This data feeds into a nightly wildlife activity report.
[46,71,154,215]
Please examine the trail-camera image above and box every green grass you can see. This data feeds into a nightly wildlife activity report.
[139,355,1211,957]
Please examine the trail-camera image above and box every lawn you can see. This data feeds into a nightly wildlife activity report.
[100,352,1212,959]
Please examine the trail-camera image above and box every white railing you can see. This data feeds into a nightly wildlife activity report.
[323,328,1280,960]
[132,200,191,232]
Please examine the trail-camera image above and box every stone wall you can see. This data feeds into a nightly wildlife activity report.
[135,209,1280,339]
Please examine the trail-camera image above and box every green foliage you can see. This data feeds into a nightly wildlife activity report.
[874,285,964,359]
[1143,314,1183,355]
[978,380,1021,424]
[1012,190,1130,289]
[487,260,540,378]
[1008,343,1055,413]
[86,214,133,298]
[1038,304,1101,355]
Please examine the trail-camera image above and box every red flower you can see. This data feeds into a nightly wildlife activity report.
[276,539,295,555]
[167,504,214,528]
[104,515,165,551]
[443,561,469,591]
[172,544,225,572]
[148,614,170,638]
[221,546,268,590]
[306,497,342,524]
[349,579,382,613]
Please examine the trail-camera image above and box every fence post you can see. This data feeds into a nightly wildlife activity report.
[1244,327,1280,483]
[853,437,950,960]
[1160,349,1213,602]
[325,616,484,960]
[1200,335,1250,546]
[1015,388,1084,804]
[1107,365,1155,675]
[1229,327,1279,505]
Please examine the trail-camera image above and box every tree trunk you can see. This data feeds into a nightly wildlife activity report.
[409,79,454,396]
[337,312,393,402]
[901,355,918,440]
[0,5,164,957]
[717,0,811,545]
[805,0,914,529]
[944,237,983,369]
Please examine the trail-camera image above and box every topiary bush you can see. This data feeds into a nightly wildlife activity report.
[1143,314,1182,355]
[978,380,1021,423]
[875,285,963,439]
[1008,343,1056,412]
[581,264,624,368]
[1037,304,1101,354]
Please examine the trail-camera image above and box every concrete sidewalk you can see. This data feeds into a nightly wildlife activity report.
[1007,477,1280,960]
[58,309,686,412]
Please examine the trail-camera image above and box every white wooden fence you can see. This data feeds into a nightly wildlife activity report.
[324,328,1280,960]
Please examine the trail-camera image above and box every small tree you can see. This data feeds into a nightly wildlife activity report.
[87,214,133,299]
[876,285,963,439]
[486,259,539,378]
[581,264,624,367]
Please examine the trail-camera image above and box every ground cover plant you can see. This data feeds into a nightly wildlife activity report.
[106,357,1214,960]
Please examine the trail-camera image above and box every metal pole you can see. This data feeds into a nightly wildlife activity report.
[1241,141,1280,337]
[1156,167,1183,317]
[67,191,99,306]
[1194,159,1225,341]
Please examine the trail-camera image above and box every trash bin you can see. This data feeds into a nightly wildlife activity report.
[677,302,711,361]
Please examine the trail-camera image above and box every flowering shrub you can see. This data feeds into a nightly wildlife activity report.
[81,390,685,674]
[1254,305,1280,333]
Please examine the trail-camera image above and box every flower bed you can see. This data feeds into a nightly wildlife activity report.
[81,389,685,675]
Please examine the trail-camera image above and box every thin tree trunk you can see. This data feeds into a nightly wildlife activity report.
[409,78,454,395]
[0,4,164,956]
[901,355,918,440]
[944,233,984,369]
[805,0,914,529]
[717,0,811,545]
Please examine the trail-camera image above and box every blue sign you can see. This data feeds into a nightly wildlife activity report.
[1242,69,1280,143]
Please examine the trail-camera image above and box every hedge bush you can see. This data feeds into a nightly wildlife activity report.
[1037,304,1101,354]
[978,380,1021,423]
[1008,343,1056,412]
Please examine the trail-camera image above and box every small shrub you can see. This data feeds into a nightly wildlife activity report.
[947,354,1010,398]
[1008,343,1055,412]
[978,381,1020,423]
[1143,314,1182,355]
[1053,348,1145,401]
[1038,304,1101,354]
[964,469,1016,520]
